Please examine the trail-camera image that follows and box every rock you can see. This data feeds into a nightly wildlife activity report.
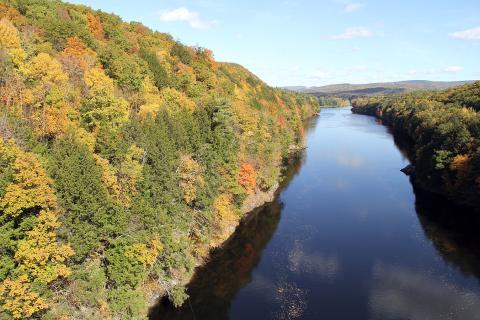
[400,164,415,176]
[240,182,279,214]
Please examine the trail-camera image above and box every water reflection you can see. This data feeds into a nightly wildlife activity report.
[391,124,480,281]
[273,280,309,320]
[370,262,480,320]
[413,184,480,281]
[149,200,283,319]
[335,153,366,168]
[288,241,340,279]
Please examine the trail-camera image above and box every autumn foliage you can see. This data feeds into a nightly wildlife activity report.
[239,163,257,193]
[0,139,73,319]
[0,1,319,318]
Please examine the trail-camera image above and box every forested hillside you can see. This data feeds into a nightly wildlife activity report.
[0,0,319,319]
[301,80,473,96]
[316,96,350,107]
[352,82,480,209]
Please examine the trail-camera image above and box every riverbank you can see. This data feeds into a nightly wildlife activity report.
[147,137,310,311]
[350,103,449,199]
[351,84,480,211]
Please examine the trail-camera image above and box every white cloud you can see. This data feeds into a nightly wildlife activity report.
[336,153,366,168]
[370,263,480,320]
[158,7,216,29]
[345,3,364,13]
[449,26,480,40]
[444,66,463,73]
[332,27,373,40]
[288,242,340,278]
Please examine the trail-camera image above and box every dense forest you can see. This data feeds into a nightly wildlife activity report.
[0,0,319,319]
[352,82,480,209]
[315,96,350,108]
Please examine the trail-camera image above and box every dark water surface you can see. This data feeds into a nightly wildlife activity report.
[151,107,480,320]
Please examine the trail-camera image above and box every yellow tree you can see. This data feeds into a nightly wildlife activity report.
[0,139,73,319]
[82,67,129,130]
[0,18,26,113]
[84,66,115,95]
[138,76,162,118]
[27,53,73,139]
[14,210,74,283]
[118,145,144,198]
[93,154,123,204]
[178,154,205,205]
[0,18,20,49]
[29,53,68,85]
[0,18,25,67]
[0,141,57,217]
[212,193,240,245]
[0,275,49,319]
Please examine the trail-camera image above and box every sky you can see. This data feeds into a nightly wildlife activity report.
[68,0,480,87]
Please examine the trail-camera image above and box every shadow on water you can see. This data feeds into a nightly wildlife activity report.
[149,150,306,320]
[390,123,480,281]
[413,183,480,282]
[390,124,480,280]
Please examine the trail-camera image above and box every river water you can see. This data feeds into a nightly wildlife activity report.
[150,107,480,320]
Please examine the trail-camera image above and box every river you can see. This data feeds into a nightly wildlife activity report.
[150,107,480,320]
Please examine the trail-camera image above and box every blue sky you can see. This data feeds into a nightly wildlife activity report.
[68,0,480,87]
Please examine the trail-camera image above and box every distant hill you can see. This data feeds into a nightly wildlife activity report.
[285,80,476,98]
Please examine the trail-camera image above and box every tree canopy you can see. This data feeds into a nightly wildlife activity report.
[0,1,319,318]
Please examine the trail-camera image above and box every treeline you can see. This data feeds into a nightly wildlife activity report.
[352,82,480,209]
[316,96,350,107]
[0,0,319,319]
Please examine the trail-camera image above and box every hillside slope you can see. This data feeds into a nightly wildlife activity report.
[288,80,474,98]
[0,1,319,319]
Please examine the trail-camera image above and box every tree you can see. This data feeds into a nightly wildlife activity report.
[49,135,125,261]
[60,36,97,83]
[15,209,74,283]
[0,18,20,49]
[29,53,68,84]
[81,67,129,131]
[0,18,25,68]
[178,154,205,205]
[238,162,256,194]
[0,139,73,319]
[139,48,169,89]
[86,12,105,41]
[171,42,192,65]
[0,275,48,319]
[0,141,57,217]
